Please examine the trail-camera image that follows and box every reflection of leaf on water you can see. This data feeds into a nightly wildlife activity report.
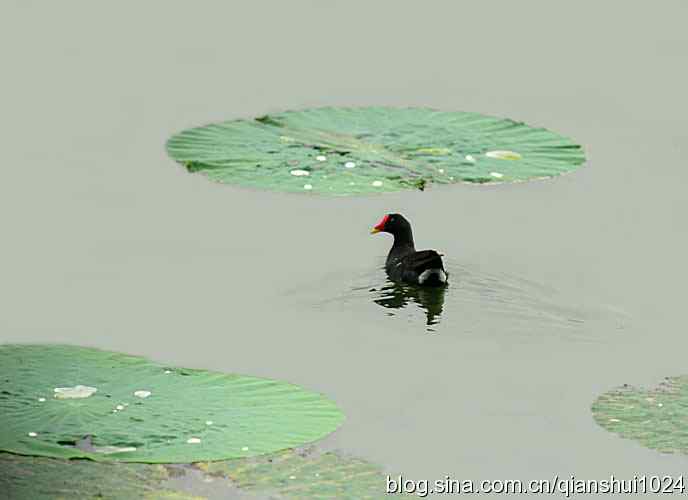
[371,280,447,327]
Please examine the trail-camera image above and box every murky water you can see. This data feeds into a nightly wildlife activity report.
[299,258,626,337]
[1,1,687,498]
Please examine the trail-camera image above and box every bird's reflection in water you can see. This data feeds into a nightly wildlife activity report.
[370,280,447,329]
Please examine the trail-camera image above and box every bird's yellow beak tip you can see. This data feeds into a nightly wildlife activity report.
[370,228,380,234]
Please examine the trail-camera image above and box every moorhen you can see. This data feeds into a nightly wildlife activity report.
[371,213,448,286]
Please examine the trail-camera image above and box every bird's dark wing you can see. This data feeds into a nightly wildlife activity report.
[399,249,445,274]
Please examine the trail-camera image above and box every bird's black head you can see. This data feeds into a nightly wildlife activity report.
[370,213,412,236]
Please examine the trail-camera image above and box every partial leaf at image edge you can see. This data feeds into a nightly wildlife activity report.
[0,344,344,463]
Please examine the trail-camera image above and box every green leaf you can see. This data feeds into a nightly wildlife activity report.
[197,448,411,499]
[0,452,202,500]
[166,107,586,196]
[592,376,688,454]
[1,448,407,500]
[0,344,344,463]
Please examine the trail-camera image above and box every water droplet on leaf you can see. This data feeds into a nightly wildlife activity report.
[54,385,97,399]
[485,150,522,160]
[93,445,137,454]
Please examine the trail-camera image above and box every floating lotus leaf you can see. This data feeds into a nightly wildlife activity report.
[166,107,585,195]
[0,452,201,500]
[197,448,411,499]
[1,448,403,499]
[592,376,688,454]
[0,345,344,462]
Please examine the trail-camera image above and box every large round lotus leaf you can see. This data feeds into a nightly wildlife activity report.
[166,107,585,195]
[592,376,688,454]
[197,448,413,499]
[0,345,344,463]
[0,452,201,500]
